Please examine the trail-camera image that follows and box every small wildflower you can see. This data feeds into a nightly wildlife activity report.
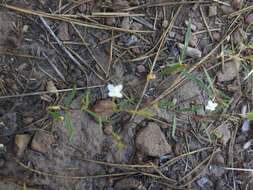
[108,84,123,98]
[206,100,218,111]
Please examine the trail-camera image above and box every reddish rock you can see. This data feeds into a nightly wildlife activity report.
[90,99,116,121]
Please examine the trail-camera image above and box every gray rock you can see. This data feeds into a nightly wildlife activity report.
[135,122,171,157]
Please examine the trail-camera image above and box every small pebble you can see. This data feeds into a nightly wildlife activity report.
[169,31,175,38]
[220,5,235,15]
[197,177,209,187]
[214,153,225,164]
[212,32,220,41]
[106,17,116,26]
[189,33,198,47]
[185,20,197,31]
[232,0,244,9]
[232,28,242,44]
[208,5,217,17]
[162,20,169,28]
[245,14,253,25]
[137,65,146,73]
[0,158,4,167]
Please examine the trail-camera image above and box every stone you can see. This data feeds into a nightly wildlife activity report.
[169,31,175,38]
[57,22,70,41]
[177,43,202,58]
[114,178,140,189]
[162,20,169,28]
[31,131,54,154]
[217,60,240,82]
[208,5,217,17]
[232,0,244,9]
[121,16,130,30]
[135,122,171,157]
[23,117,34,124]
[215,123,231,145]
[106,17,116,26]
[245,14,253,25]
[214,153,225,164]
[232,28,242,44]
[185,20,197,31]
[213,32,220,41]
[189,33,198,47]
[14,134,31,157]
[0,159,5,167]
[137,65,146,73]
[130,22,142,30]
[90,99,116,121]
[220,5,235,15]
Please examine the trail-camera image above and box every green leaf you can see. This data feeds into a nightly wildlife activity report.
[111,131,121,140]
[176,105,203,113]
[172,113,177,137]
[211,130,222,139]
[98,116,103,136]
[215,89,231,101]
[183,72,212,96]
[136,109,153,119]
[158,64,189,75]
[85,109,111,123]
[158,101,174,107]
[201,123,211,143]
[85,89,90,108]
[48,111,64,120]
[203,67,214,93]
[65,85,77,109]
[181,18,191,63]
[116,98,134,107]
[65,112,73,140]
[243,112,253,120]
[243,55,253,61]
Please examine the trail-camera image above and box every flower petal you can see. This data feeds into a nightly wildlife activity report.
[107,84,115,92]
[108,91,115,97]
[115,91,123,98]
[116,84,123,91]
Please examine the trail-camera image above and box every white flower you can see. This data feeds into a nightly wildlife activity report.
[108,84,123,98]
[206,100,218,111]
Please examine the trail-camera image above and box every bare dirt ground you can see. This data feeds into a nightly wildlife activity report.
[0,0,253,189]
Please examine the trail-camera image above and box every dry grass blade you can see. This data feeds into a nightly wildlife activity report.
[131,4,183,120]
[5,4,152,34]
[123,1,211,11]
[14,157,137,179]
[178,149,218,188]
[0,51,45,60]
[146,26,238,108]
[229,4,253,17]
[0,85,104,99]
[71,23,107,75]
[200,6,213,41]
[91,12,144,17]
[159,147,213,168]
